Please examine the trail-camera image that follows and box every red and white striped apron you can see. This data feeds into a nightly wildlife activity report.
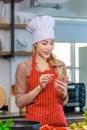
[26,55,67,127]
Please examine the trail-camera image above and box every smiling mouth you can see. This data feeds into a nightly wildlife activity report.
[43,51,50,55]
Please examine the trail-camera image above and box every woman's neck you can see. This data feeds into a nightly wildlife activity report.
[35,54,50,72]
[35,54,47,64]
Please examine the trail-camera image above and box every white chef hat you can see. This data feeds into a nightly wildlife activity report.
[26,15,55,44]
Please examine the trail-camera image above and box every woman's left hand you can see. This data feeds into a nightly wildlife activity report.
[54,79,67,100]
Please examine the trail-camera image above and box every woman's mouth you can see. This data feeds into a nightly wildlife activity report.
[43,51,50,55]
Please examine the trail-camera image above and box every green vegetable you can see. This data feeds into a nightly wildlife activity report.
[82,125,87,130]
[0,118,14,130]
[83,110,87,123]
[69,110,87,129]
[78,122,86,128]
[73,127,78,130]
[70,123,77,129]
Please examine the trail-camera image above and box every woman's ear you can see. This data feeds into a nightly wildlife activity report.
[34,44,37,47]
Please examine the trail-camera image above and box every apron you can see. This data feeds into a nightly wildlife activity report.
[25,55,67,127]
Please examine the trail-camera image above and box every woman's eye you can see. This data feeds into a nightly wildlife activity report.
[50,42,54,45]
[42,42,47,45]
[41,41,54,45]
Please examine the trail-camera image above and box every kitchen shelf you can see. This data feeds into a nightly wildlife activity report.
[0,51,11,56]
[15,24,26,29]
[0,51,32,56]
[0,23,10,30]
[14,0,23,2]
[0,0,23,3]
[15,51,32,56]
[0,23,26,30]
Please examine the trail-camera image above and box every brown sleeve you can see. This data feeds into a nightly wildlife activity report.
[59,94,69,106]
[15,57,32,104]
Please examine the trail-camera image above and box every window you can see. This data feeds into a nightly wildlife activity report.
[53,42,87,83]
[75,43,87,82]
[53,43,71,82]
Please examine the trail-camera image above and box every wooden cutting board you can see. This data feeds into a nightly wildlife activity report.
[0,86,6,109]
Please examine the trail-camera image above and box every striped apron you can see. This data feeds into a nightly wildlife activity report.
[25,55,67,127]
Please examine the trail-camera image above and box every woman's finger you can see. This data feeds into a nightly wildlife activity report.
[40,74,55,82]
[55,79,67,87]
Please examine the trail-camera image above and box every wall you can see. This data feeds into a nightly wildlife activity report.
[0,58,11,105]
[55,20,87,43]
[15,0,87,43]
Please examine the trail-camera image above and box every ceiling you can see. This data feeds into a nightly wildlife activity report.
[17,0,87,19]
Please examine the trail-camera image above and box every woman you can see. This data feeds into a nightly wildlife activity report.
[15,16,68,127]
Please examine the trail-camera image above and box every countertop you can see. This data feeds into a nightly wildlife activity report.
[0,111,84,119]
[0,111,85,128]
[0,112,85,130]
[0,111,25,119]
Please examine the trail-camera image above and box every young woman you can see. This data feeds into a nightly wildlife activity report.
[15,16,68,127]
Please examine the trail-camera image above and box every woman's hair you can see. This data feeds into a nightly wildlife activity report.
[32,45,66,81]
[48,53,65,80]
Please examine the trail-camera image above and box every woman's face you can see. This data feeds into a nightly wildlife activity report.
[35,38,54,59]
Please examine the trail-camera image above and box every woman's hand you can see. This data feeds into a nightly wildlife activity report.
[54,79,68,100]
[39,74,54,89]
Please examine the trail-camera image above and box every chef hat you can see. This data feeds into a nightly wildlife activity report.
[26,15,55,44]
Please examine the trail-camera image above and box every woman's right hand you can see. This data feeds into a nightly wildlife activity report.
[39,74,54,89]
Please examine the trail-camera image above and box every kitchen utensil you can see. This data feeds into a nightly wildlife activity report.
[16,16,24,24]
[16,39,28,52]
[0,87,6,109]
[11,120,40,130]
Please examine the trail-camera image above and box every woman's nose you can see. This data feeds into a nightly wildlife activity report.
[47,44,51,49]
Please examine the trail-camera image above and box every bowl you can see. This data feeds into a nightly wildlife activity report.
[11,120,40,130]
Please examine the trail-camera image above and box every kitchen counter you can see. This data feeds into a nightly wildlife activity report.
[0,111,84,126]
[66,114,84,125]
[0,111,25,120]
